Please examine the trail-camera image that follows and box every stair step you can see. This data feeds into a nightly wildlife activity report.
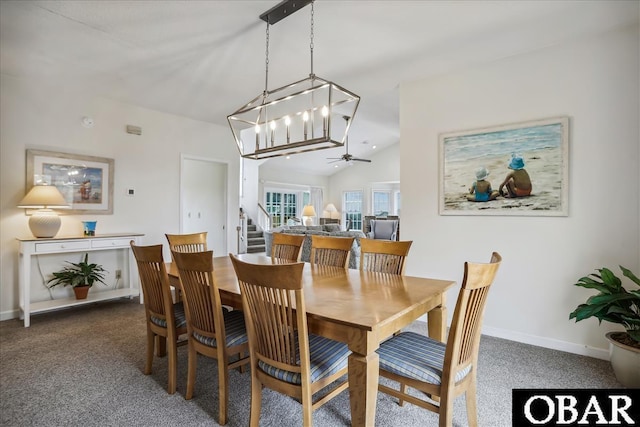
[247,231,263,238]
[247,237,265,245]
[247,224,257,232]
[246,245,265,253]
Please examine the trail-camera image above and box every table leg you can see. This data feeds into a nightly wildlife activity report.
[427,295,447,342]
[348,341,379,426]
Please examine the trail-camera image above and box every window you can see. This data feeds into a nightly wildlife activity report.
[265,190,309,227]
[372,190,391,217]
[394,190,401,216]
[343,191,363,231]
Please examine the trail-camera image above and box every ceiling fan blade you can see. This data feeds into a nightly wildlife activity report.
[327,159,343,164]
[352,158,372,163]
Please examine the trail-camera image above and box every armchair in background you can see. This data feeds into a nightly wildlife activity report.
[367,219,399,241]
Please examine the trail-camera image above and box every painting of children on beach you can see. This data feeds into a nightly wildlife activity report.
[439,116,569,216]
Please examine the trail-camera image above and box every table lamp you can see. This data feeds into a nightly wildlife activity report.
[324,203,340,219]
[301,205,316,226]
[17,185,69,238]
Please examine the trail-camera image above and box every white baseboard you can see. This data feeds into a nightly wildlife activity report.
[0,309,20,322]
[482,325,610,361]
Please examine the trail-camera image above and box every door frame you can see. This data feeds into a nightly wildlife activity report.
[180,153,229,254]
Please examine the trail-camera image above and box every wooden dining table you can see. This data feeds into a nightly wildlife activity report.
[168,253,455,427]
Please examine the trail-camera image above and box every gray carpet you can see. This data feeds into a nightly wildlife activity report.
[0,299,620,426]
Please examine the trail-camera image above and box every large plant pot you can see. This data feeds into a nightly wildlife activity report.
[73,286,90,300]
[606,332,640,387]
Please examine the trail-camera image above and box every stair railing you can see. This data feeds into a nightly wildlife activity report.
[257,203,273,231]
[237,208,247,254]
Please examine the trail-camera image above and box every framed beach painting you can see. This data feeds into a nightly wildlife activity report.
[439,116,569,216]
[26,149,114,214]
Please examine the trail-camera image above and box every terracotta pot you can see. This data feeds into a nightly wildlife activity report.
[73,285,90,300]
[606,331,640,387]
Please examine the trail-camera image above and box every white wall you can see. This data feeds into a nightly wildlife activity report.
[400,25,639,359]
[0,75,241,320]
[327,143,400,212]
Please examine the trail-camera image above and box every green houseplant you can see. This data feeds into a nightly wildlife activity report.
[569,266,640,386]
[47,253,107,299]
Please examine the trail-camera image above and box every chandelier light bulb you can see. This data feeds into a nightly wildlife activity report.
[303,111,309,140]
[321,105,329,136]
[284,116,291,143]
[270,121,276,145]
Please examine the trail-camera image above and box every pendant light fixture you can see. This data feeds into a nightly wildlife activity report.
[227,0,360,160]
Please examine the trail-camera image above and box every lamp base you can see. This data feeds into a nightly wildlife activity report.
[304,217,314,226]
[28,209,61,238]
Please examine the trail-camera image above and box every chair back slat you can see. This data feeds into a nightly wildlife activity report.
[172,251,224,339]
[230,256,306,372]
[271,233,305,261]
[130,243,173,320]
[166,232,208,253]
[310,235,354,268]
[444,252,502,382]
[360,239,413,274]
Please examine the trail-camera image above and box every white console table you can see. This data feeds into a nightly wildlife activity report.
[17,233,144,327]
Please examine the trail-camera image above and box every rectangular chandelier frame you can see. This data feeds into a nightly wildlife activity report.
[227,74,360,160]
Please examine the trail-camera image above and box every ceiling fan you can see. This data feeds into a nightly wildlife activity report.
[327,133,371,164]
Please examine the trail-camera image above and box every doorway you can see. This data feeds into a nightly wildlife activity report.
[180,155,228,255]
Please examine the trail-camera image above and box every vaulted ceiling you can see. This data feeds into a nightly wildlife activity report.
[1,1,637,175]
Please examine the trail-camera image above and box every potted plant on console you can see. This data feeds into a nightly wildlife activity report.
[570,266,640,387]
[47,253,107,300]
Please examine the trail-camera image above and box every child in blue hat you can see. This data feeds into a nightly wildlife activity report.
[498,154,532,198]
[466,166,499,202]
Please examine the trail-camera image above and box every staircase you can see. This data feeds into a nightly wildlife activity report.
[246,219,266,253]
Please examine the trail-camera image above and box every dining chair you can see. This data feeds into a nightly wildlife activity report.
[309,234,355,269]
[271,232,305,261]
[165,232,214,305]
[130,242,187,395]
[359,239,413,275]
[165,232,208,253]
[172,250,250,425]
[229,254,351,427]
[376,252,502,427]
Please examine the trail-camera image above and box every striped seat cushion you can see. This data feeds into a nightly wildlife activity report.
[377,331,471,385]
[193,310,248,348]
[258,334,350,385]
[150,302,187,329]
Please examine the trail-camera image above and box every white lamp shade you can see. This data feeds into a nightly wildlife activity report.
[17,185,69,208]
[18,185,69,238]
[302,205,316,217]
[324,203,338,213]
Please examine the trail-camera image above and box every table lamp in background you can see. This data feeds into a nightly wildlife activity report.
[17,185,69,238]
[323,203,340,219]
[302,205,316,226]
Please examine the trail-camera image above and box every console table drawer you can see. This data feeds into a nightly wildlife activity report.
[35,241,90,253]
[91,238,131,249]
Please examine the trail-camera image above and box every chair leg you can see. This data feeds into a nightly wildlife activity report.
[249,371,262,427]
[156,335,167,357]
[185,341,197,400]
[465,375,479,427]
[301,381,313,427]
[167,337,177,395]
[438,392,454,427]
[398,382,406,407]
[218,357,229,425]
[145,328,154,375]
